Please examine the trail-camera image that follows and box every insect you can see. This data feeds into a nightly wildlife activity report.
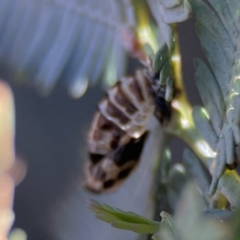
[84,54,172,193]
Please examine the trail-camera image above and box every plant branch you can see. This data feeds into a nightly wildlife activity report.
[166,27,240,209]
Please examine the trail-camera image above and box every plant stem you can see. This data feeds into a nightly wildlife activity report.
[168,26,240,209]
[131,0,158,52]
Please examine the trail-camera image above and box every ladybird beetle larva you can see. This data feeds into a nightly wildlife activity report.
[84,56,171,193]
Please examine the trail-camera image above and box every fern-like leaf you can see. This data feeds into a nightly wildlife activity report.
[0,0,134,97]
[189,0,240,198]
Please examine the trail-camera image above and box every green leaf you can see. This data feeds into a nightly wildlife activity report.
[152,44,169,73]
[175,184,229,240]
[195,22,231,98]
[192,106,218,151]
[152,212,175,240]
[208,0,240,44]
[88,199,160,234]
[166,164,189,211]
[183,148,210,199]
[194,59,224,135]
[189,0,240,203]
[159,61,170,86]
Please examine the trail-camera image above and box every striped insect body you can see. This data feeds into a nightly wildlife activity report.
[104,72,155,136]
[85,47,173,193]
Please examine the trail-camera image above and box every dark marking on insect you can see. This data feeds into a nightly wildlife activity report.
[84,132,148,193]
[89,153,104,164]
[103,179,115,189]
[97,114,114,131]
[118,168,132,180]
[113,132,149,166]
[154,95,171,124]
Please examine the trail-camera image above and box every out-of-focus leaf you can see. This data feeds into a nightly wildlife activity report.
[0,173,15,240]
[183,148,211,201]
[147,0,192,47]
[0,0,135,97]
[152,211,175,240]
[166,163,189,211]
[0,80,16,240]
[153,184,230,240]
[231,205,240,240]
[204,209,232,221]
[8,228,27,240]
[209,191,228,210]
[0,80,15,171]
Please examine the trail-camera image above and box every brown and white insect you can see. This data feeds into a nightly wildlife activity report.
[84,60,172,193]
